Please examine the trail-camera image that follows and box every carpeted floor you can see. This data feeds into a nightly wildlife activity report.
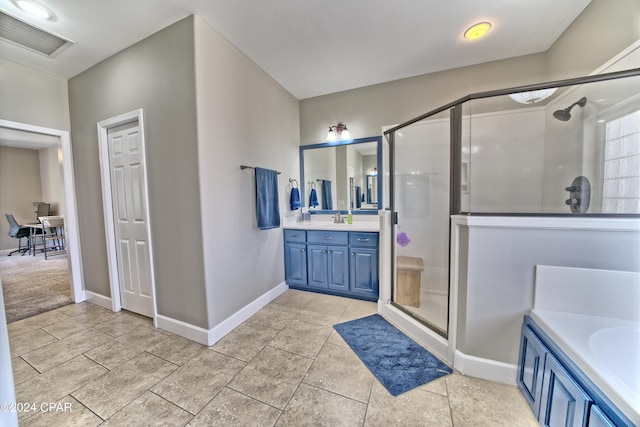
[0,253,72,323]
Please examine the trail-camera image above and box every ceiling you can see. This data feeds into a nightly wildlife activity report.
[0,0,592,101]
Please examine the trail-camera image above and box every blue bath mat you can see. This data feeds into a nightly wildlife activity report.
[334,314,452,396]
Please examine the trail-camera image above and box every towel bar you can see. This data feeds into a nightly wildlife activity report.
[240,165,281,174]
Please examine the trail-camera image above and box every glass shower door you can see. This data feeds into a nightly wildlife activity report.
[391,111,451,337]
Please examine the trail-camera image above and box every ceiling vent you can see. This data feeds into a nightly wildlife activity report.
[0,11,73,57]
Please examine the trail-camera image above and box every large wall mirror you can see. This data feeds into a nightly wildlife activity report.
[300,136,382,214]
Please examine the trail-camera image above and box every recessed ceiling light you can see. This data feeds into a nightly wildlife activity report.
[464,22,491,40]
[14,0,54,20]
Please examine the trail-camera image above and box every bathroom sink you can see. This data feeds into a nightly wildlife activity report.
[589,326,640,396]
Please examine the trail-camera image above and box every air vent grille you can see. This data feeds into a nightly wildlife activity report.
[0,11,73,57]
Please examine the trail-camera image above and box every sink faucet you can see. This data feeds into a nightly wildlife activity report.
[334,212,344,223]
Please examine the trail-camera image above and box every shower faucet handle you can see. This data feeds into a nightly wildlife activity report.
[565,198,580,206]
[565,186,579,192]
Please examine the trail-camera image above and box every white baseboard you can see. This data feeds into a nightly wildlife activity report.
[453,350,518,385]
[156,314,210,345]
[156,282,289,346]
[84,291,112,310]
[206,281,288,345]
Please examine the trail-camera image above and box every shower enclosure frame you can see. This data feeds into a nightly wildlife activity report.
[384,67,640,340]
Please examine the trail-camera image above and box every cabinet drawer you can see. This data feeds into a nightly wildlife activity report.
[284,229,306,243]
[350,232,378,248]
[307,230,348,245]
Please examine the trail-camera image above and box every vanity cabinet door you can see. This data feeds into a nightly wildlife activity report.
[539,352,591,427]
[518,326,547,418]
[307,245,329,288]
[327,245,349,291]
[284,243,307,286]
[349,247,378,297]
[588,405,616,427]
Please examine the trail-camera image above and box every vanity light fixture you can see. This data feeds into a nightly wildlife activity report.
[326,123,350,141]
[13,0,54,20]
[509,88,557,105]
[463,22,491,40]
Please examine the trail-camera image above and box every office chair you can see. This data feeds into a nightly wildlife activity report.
[5,214,31,256]
[34,202,51,222]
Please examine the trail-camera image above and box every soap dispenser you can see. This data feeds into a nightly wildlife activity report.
[347,210,352,224]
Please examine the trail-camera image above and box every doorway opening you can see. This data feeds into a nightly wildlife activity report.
[0,119,86,319]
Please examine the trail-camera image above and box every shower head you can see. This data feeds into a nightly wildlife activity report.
[553,97,587,121]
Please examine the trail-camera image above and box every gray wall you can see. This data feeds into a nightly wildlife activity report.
[300,53,546,145]
[68,17,208,328]
[38,146,63,216]
[546,0,640,81]
[0,147,42,250]
[193,17,300,328]
[0,58,70,130]
[458,224,640,365]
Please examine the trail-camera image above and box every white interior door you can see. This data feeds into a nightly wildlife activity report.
[107,122,154,317]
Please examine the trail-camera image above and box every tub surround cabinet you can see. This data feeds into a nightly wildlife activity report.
[518,316,632,427]
[283,228,379,300]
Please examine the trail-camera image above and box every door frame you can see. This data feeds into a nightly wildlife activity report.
[97,109,157,323]
[0,118,85,303]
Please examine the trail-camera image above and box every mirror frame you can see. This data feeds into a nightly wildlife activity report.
[300,135,382,215]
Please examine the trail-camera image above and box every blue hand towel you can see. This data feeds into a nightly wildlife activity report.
[255,167,280,230]
[321,180,333,210]
[309,188,319,207]
[290,187,301,210]
[355,186,362,208]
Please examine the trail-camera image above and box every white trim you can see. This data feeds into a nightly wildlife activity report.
[453,350,518,385]
[97,109,158,323]
[156,314,210,345]
[454,215,640,231]
[0,119,85,304]
[380,302,449,362]
[206,281,288,345]
[0,279,18,427]
[156,282,289,346]
[84,291,112,310]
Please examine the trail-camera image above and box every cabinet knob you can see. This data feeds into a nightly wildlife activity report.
[301,248,305,252]
[351,253,355,256]
[322,250,327,254]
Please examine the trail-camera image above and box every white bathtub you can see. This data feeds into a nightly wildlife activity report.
[530,309,640,425]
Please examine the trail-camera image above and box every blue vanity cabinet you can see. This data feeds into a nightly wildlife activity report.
[518,316,633,427]
[349,232,379,298]
[283,230,307,286]
[283,228,379,301]
[589,406,616,427]
[539,352,591,427]
[307,231,349,290]
[518,325,547,418]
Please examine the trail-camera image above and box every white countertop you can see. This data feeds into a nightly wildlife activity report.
[282,214,380,232]
[283,221,379,232]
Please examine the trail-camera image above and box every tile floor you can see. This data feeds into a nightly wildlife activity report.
[8,289,538,426]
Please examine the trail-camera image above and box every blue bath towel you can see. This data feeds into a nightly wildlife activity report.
[255,167,280,230]
[321,180,333,210]
[309,188,319,207]
[290,187,301,210]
